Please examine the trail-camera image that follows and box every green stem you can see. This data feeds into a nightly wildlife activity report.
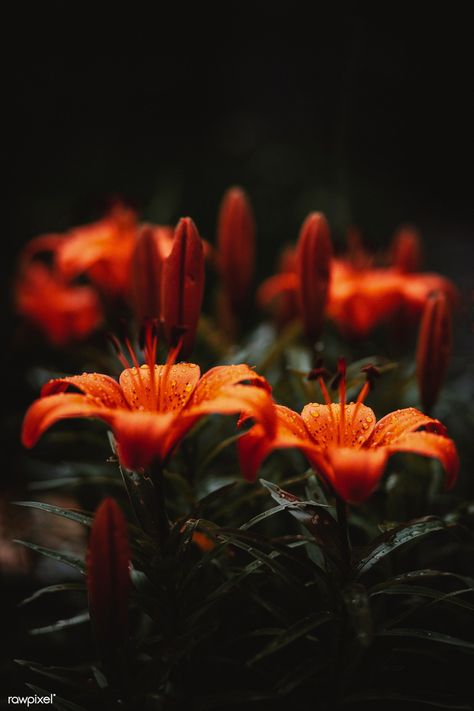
[148,459,170,548]
[336,495,351,567]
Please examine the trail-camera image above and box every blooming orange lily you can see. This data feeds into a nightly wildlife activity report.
[54,204,138,297]
[238,361,459,503]
[22,332,274,472]
[15,261,103,346]
[258,225,458,337]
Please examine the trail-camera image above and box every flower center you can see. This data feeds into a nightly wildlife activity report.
[109,321,184,412]
[310,358,380,446]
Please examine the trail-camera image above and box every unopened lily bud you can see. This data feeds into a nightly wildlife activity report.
[87,498,130,649]
[296,212,333,344]
[217,187,255,314]
[391,225,422,273]
[416,291,451,412]
[161,217,205,358]
[131,224,174,326]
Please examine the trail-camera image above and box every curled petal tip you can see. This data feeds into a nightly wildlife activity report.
[391,225,422,273]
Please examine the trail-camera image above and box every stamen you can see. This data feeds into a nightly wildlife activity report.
[158,334,185,412]
[125,337,147,405]
[106,333,131,371]
[144,320,159,408]
[351,364,381,428]
[336,357,346,444]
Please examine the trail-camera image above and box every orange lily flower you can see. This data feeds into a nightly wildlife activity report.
[238,361,459,503]
[21,332,274,472]
[258,239,457,338]
[55,204,138,297]
[15,262,103,346]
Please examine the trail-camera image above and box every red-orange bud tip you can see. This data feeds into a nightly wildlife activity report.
[296,212,333,344]
[416,291,452,413]
[217,186,255,314]
[161,217,205,358]
[391,225,422,273]
[87,498,131,648]
[131,225,162,325]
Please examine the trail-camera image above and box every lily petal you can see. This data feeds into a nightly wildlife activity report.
[22,393,115,448]
[302,402,376,447]
[368,407,447,447]
[190,364,271,404]
[385,431,459,488]
[322,447,389,503]
[112,410,176,470]
[238,405,317,482]
[257,272,299,309]
[42,373,128,408]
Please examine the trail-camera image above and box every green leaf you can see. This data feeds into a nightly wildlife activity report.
[260,479,344,567]
[377,628,474,652]
[370,569,474,593]
[19,583,86,606]
[371,584,474,613]
[13,501,94,527]
[14,540,85,574]
[341,691,472,708]
[30,610,90,635]
[15,660,86,688]
[248,611,333,664]
[239,503,287,530]
[215,530,303,589]
[355,518,448,577]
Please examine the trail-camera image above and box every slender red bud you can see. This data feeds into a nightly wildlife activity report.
[87,498,130,648]
[131,225,173,326]
[416,291,452,412]
[296,212,333,343]
[391,225,422,273]
[161,217,205,358]
[217,187,255,313]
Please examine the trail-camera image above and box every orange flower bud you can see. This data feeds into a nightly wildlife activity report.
[416,291,452,412]
[217,187,255,314]
[391,225,422,273]
[161,217,205,358]
[131,224,174,326]
[296,212,333,344]
[87,498,130,648]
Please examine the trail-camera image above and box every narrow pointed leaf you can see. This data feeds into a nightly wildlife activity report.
[30,611,90,635]
[355,518,448,577]
[14,540,85,574]
[248,611,333,664]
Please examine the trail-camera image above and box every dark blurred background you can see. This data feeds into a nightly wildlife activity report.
[6,8,474,282]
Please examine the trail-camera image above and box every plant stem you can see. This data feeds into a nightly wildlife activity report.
[148,459,170,548]
[336,495,351,567]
